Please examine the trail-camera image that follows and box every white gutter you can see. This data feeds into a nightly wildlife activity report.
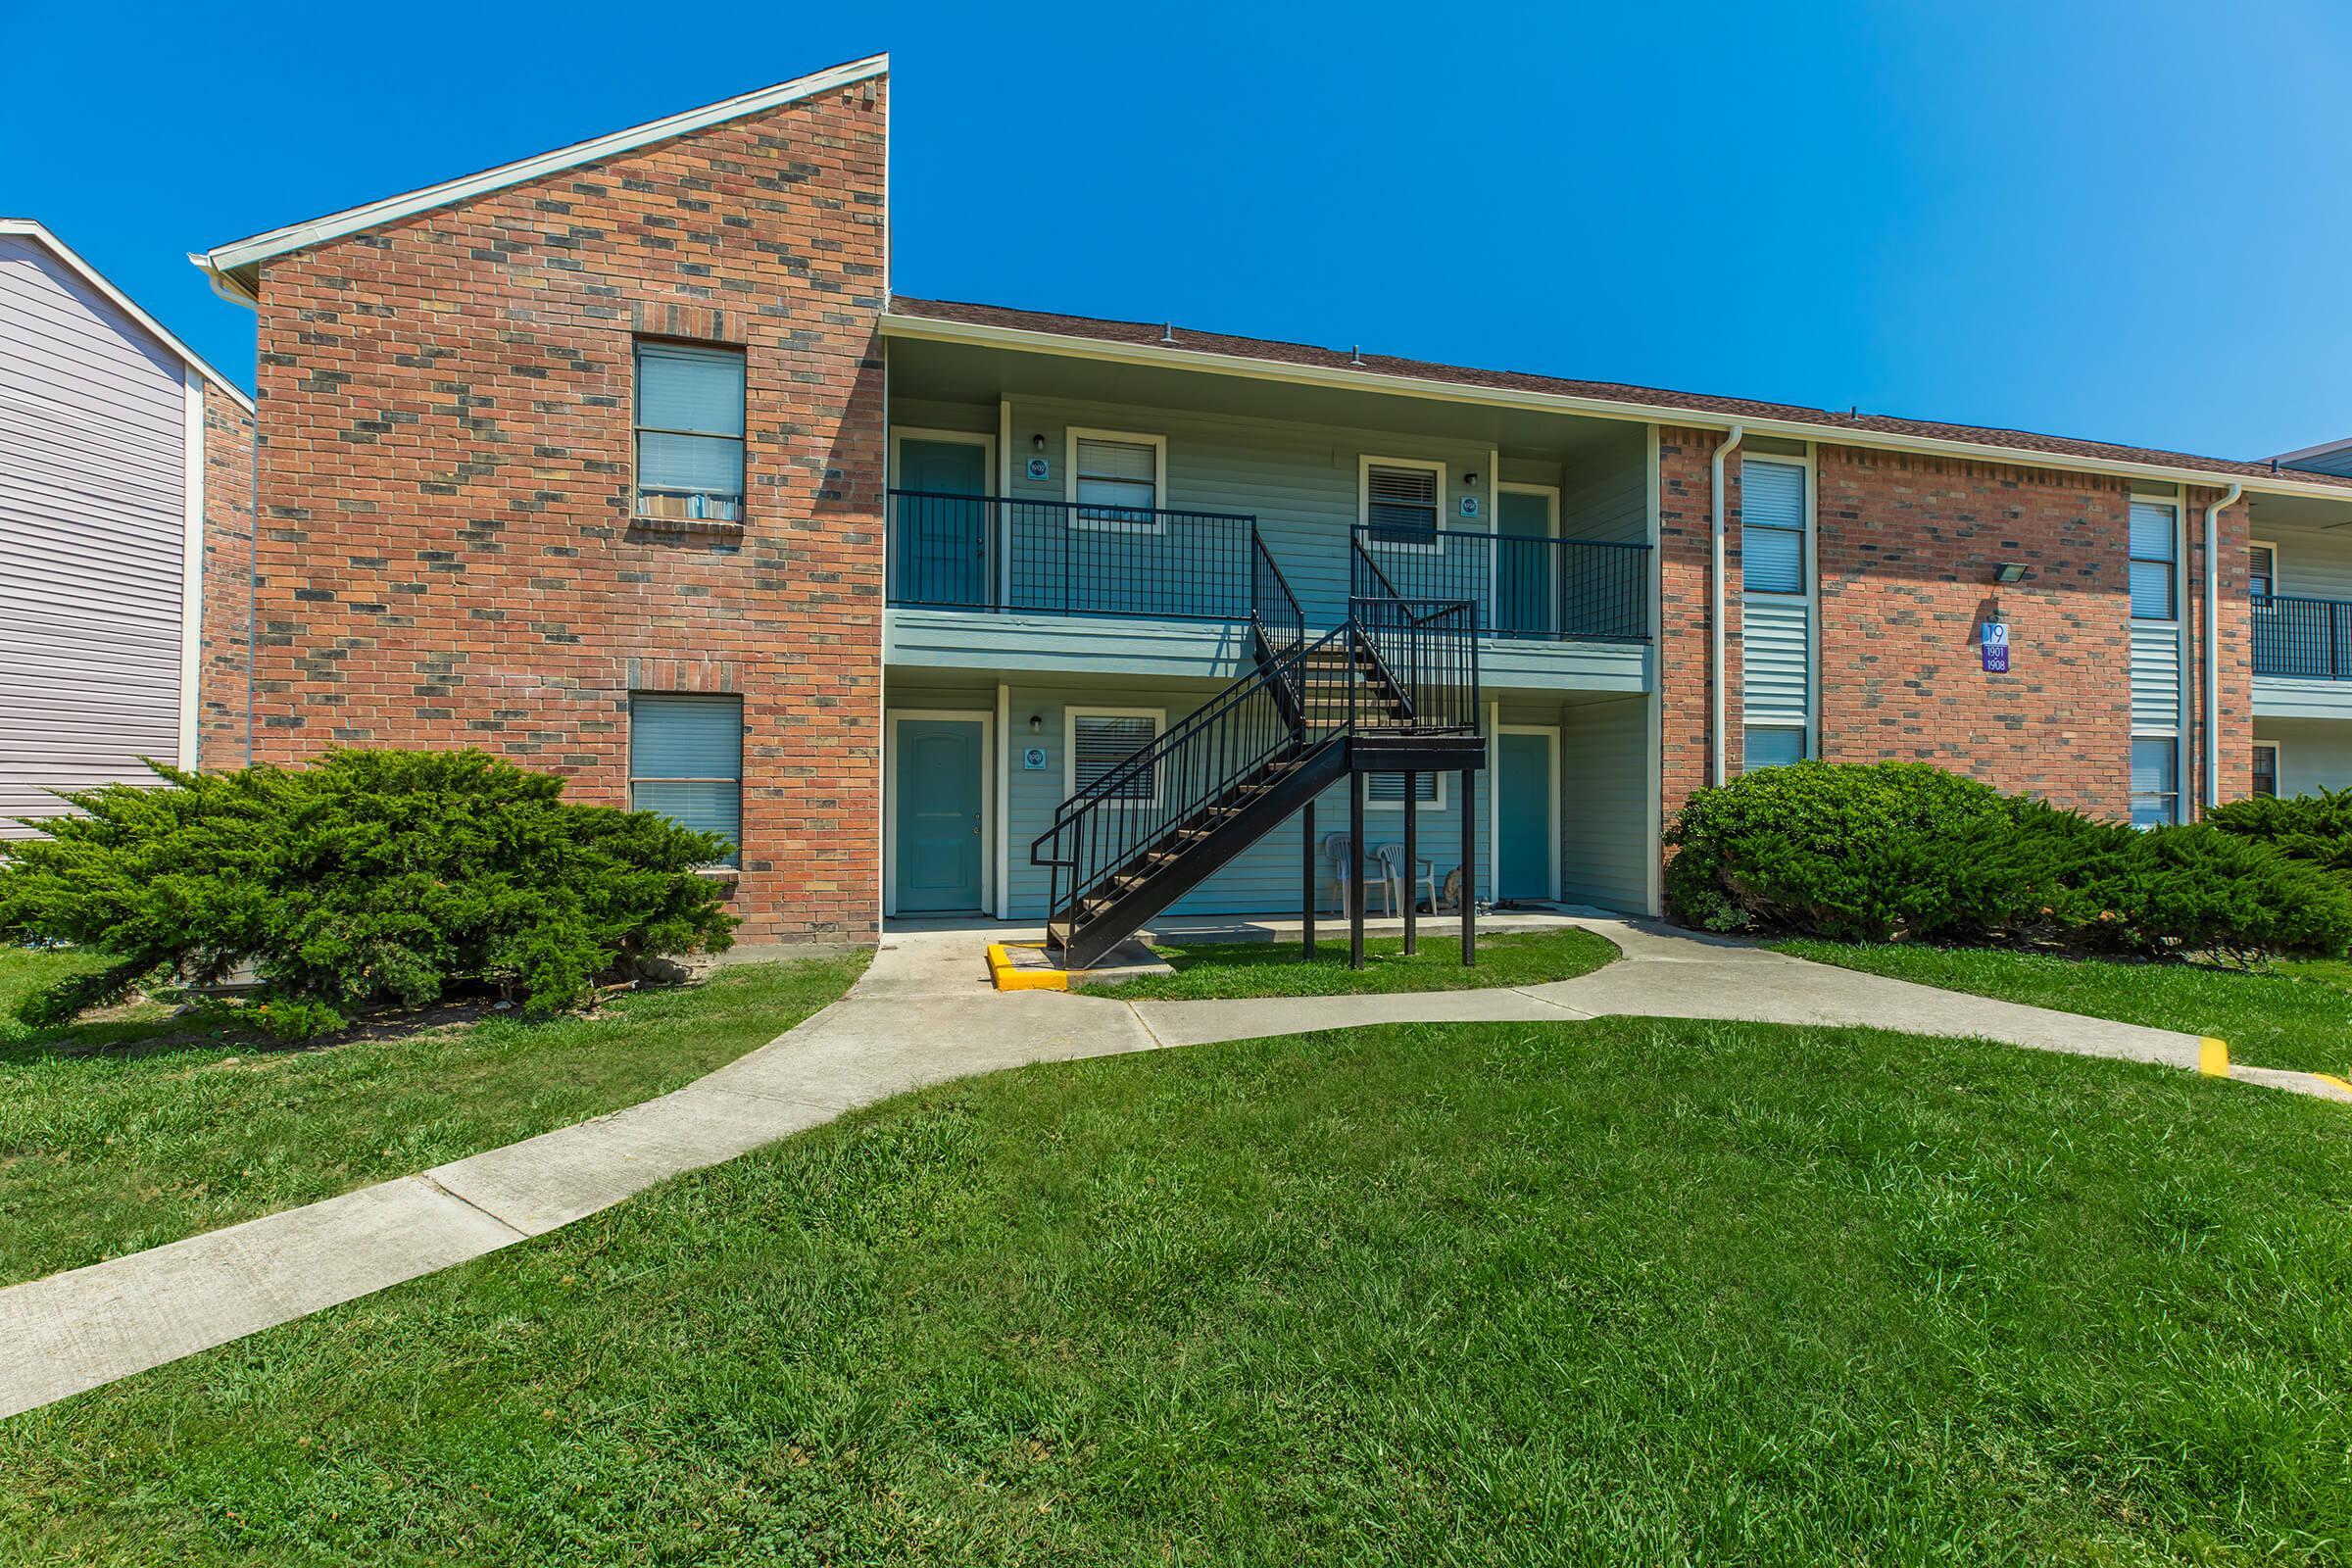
[2203,481,2242,812]
[1711,425,1745,787]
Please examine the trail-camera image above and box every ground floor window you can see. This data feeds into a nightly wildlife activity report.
[2252,741,2278,799]
[1067,709,1163,805]
[629,693,745,865]
[1741,724,1808,773]
[2130,735,2179,827]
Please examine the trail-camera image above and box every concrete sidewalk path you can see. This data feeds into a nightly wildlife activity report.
[4,916,2340,1421]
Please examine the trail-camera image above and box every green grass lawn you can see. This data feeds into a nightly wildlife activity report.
[1106,923,1619,999]
[0,946,866,1287]
[7,1017,2347,1564]
[1774,938,2352,1080]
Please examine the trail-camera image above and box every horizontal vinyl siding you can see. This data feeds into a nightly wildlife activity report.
[1557,426,1650,545]
[2262,523,2352,604]
[2130,621,2181,731]
[1556,696,1649,912]
[0,236,186,833]
[2253,718,2352,796]
[1740,594,1809,723]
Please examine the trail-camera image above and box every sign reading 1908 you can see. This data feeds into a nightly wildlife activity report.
[1982,621,2010,674]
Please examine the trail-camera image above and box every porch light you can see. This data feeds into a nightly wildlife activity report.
[1029,713,1043,733]
[1463,471,1479,487]
[1993,563,2028,584]
[1032,433,1046,453]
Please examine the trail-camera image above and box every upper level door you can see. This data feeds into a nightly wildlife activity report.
[895,438,992,608]
[1495,488,1556,637]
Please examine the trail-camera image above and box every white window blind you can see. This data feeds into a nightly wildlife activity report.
[2249,544,2276,601]
[1074,438,1157,522]
[636,342,746,522]
[1741,725,1807,772]
[1740,460,1806,594]
[629,693,744,864]
[1071,712,1159,803]
[1366,464,1440,541]
[2129,501,2177,620]
[2130,735,2178,827]
[1366,771,1440,805]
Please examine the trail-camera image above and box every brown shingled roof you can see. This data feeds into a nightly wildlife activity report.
[889,295,2352,493]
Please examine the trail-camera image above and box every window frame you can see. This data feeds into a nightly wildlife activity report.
[1363,769,1448,811]
[1063,427,1168,535]
[2252,739,2280,800]
[2249,538,2278,603]
[2130,732,2180,827]
[632,338,749,525]
[1738,453,1812,597]
[2128,496,2180,621]
[1360,455,1449,555]
[627,691,746,868]
[1064,706,1166,808]
[1740,721,1811,774]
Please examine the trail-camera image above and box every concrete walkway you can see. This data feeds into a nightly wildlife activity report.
[3,917,2342,1421]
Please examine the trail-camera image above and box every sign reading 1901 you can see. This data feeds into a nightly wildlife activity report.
[1982,621,2010,674]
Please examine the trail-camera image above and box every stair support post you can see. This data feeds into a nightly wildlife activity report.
[1301,800,1316,958]
[1349,766,1367,971]
[1401,771,1419,956]
[1459,764,1476,966]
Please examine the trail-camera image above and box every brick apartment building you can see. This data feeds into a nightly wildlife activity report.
[186,53,2352,954]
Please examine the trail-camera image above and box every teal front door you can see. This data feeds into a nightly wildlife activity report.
[893,717,985,912]
[1496,730,1554,903]
[894,439,991,607]
[1494,489,1554,637]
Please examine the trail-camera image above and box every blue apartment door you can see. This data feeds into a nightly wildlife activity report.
[1494,490,1554,637]
[1496,730,1555,903]
[895,440,991,607]
[893,718,985,912]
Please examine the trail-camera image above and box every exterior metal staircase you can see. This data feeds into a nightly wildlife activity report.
[1033,534,1484,970]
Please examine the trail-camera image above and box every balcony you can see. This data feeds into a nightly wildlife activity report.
[885,490,1652,644]
[2254,594,2352,680]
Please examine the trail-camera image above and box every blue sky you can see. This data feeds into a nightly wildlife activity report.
[5,0,2347,458]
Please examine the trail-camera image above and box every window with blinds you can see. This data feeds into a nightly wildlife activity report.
[635,341,746,523]
[2249,543,2276,601]
[1069,710,1160,804]
[1741,725,1807,772]
[1366,771,1442,807]
[2130,735,2178,826]
[630,694,744,865]
[2252,741,2278,799]
[1072,436,1159,530]
[2129,501,2178,620]
[1740,460,1807,594]
[1365,462,1441,544]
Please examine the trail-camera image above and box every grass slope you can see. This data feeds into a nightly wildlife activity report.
[1109,924,1618,999]
[0,949,866,1287]
[6,1017,2347,1564]
[1775,939,2352,1079]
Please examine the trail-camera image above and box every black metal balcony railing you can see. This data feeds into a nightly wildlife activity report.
[885,489,1654,642]
[2254,594,2352,679]
[1353,524,1651,643]
[888,490,1254,619]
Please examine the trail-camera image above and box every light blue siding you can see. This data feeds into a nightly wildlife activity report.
[1741,595,1809,725]
[2130,621,2181,731]
[1556,696,1650,912]
[2254,717,2352,795]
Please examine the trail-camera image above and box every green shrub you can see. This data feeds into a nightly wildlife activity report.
[2207,786,2352,878]
[1666,760,2352,959]
[0,751,737,1038]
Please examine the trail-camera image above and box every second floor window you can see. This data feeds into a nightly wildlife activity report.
[1071,433,1161,531]
[2129,500,2177,619]
[1740,459,1807,594]
[1364,461,1442,546]
[2249,543,2276,601]
[636,341,745,523]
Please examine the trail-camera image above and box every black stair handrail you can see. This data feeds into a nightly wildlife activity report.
[1250,528,1306,666]
[1350,539,1481,734]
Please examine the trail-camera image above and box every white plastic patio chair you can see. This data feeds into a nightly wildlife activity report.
[1376,841,1439,917]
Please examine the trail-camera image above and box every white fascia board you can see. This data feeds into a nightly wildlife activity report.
[195,53,887,296]
[0,219,254,412]
[2272,435,2352,466]
[879,311,2352,506]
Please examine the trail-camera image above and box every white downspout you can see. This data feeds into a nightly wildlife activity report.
[1711,425,1745,786]
[2202,481,2242,813]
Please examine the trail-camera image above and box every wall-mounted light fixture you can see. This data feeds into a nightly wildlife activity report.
[1032,433,1046,454]
[1028,713,1043,734]
[1993,563,2029,584]
[1462,471,1480,487]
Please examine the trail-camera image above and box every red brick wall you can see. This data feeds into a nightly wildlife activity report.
[1811,444,2132,814]
[243,77,888,944]
[1657,425,1729,823]
[2189,486,2254,808]
[197,381,255,771]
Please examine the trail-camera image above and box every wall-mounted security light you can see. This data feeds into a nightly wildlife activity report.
[1463,471,1479,487]
[1028,713,1043,734]
[1032,433,1046,453]
[1993,563,2029,584]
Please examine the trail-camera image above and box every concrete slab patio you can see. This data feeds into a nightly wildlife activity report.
[2,914,2339,1421]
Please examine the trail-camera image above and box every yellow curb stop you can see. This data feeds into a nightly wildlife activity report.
[2198,1037,2230,1078]
[986,942,1067,992]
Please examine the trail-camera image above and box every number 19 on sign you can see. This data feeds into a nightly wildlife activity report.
[1982,621,2010,674]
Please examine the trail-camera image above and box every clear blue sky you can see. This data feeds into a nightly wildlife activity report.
[5,0,2347,459]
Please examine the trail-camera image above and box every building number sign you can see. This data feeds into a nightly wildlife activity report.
[1982,621,2010,674]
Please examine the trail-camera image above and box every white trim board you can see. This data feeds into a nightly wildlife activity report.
[881,708,995,919]
[196,54,890,299]
[0,220,253,410]
[178,373,205,769]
